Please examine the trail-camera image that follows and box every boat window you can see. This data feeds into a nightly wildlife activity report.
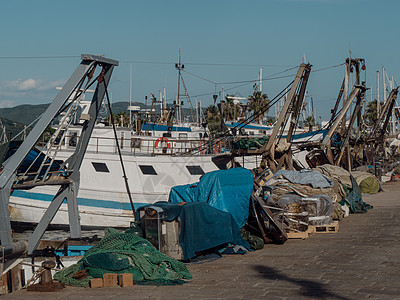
[131,138,141,149]
[163,132,172,138]
[139,165,157,175]
[186,165,205,175]
[92,162,110,173]
[179,133,188,140]
[69,131,78,147]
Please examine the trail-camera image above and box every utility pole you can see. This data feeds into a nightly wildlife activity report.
[383,67,387,105]
[370,85,373,103]
[259,68,263,93]
[343,61,350,124]
[392,75,396,135]
[159,90,163,116]
[377,71,380,116]
[176,49,182,109]
[195,96,199,125]
[163,86,166,116]
[129,64,132,126]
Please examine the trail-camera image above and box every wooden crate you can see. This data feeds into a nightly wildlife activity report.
[311,221,339,233]
[118,273,133,287]
[103,273,118,287]
[90,278,103,288]
[286,227,315,239]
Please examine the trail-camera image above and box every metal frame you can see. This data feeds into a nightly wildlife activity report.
[0,54,118,254]
[258,63,312,173]
[321,58,366,168]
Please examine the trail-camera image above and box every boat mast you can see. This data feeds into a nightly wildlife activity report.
[130,63,132,126]
[176,49,182,123]
[377,70,380,116]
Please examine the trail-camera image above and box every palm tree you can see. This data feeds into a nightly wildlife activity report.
[221,95,241,121]
[303,116,316,128]
[247,90,270,124]
[204,105,222,135]
[363,99,383,126]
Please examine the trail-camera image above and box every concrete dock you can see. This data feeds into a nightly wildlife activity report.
[5,180,400,299]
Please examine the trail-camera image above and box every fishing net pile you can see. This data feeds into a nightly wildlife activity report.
[313,165,374,214]
[54,228,192,287]
[232,136,270,151]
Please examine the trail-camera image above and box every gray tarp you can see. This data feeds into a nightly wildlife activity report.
[268,169,334,189]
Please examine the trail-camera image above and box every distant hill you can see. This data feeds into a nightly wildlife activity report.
[0,101,197,126]
[0,101,275,139]
[0,104,50,126]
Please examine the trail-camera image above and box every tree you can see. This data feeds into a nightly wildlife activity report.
[266,117,275,125]
[303,116,316,128]
[247,90,270,124]
[106,111,130,127]
[363,99,383,126]
[221,95,241,122]
[204,105,222,136]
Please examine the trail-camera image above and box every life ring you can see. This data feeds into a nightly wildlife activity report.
[155,137,171,149]
[200,141,207,154]
[213,142,220,154]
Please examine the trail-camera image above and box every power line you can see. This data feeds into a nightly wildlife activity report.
[181,62,295,67]
[120,59,295,68]
[182,65,300,86]
[311,62,345,73]
[120,60,173,65]
[0,55,80,59]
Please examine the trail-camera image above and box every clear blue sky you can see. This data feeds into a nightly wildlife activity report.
[0,0,398,120]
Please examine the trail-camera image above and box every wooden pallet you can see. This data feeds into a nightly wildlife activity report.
[286,227,315,239]
[311,221,339,233]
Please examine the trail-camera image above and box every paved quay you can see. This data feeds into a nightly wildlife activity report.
[5,180,400,299]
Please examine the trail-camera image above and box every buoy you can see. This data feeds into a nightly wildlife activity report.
[154,137,171,149]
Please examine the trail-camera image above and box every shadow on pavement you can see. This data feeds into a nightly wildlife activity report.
[253,265,350,299]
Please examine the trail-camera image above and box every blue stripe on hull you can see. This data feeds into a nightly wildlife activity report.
[11,190,149,211]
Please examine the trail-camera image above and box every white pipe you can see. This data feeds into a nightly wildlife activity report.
[129,64,132,126]
[377,71,380,115]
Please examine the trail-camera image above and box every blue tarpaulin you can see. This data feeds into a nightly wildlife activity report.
[147,201,250,260]
[168,168,254,228]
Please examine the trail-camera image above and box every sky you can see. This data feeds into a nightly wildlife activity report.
[0,0,399,120]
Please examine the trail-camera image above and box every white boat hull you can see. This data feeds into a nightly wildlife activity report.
[9,152,218,228]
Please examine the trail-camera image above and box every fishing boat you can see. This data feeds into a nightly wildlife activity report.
[8,114,228,229]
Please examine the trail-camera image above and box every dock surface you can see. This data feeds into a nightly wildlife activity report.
[5,181,400,299]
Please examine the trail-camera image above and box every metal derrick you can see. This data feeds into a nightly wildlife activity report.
[0,55,119,254]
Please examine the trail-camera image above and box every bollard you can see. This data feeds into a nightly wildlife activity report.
[27,260,65,292]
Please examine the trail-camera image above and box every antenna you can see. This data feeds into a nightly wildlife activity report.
[348,43,352,58]
[175,49,195,122]
[129,63,132,126]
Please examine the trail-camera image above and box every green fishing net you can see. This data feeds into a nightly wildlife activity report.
[233,136,270,151]
[54,228,192,287]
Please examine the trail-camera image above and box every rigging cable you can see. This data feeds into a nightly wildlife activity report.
[183,79,294,155]
[103,71,136,215]
[182,65,299,86]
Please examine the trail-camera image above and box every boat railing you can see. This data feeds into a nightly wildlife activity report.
[55,135,232,156]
